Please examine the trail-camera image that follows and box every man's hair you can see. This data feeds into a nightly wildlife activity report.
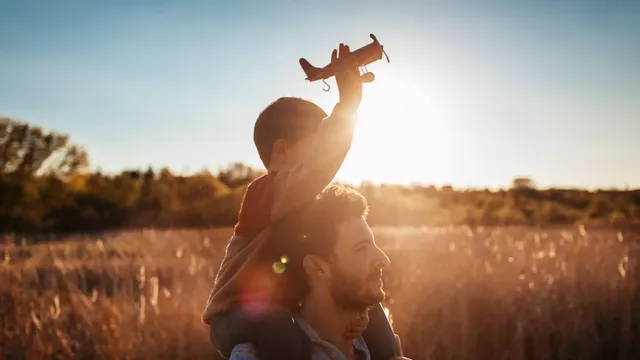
[295,184,369,260]
[253,97,327,168]
[270,184,369,307]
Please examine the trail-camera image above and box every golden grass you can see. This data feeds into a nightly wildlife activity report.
[1,226,638,359]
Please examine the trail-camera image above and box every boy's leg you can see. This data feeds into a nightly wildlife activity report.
[251,305,312,360]
[209,304,312,360]
[210,309,254,358]
[362,303,401,360]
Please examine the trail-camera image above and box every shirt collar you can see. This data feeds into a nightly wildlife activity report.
[292,314,370,359]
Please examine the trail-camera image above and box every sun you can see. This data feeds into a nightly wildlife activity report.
[336,67,463,186]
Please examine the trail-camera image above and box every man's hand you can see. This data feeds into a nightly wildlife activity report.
[344,310,370,339]
[331,43,364,113]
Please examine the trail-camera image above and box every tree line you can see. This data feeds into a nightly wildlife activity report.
[1,116,639,234]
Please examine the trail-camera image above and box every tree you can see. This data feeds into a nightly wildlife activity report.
[217,162,264,188]
[0,117,88,177]
[512,177,536,190]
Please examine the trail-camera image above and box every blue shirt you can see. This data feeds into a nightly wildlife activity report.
[229,315,371,360]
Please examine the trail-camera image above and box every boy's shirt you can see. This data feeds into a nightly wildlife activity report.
[234,172,278,238]
[201,102,356,325]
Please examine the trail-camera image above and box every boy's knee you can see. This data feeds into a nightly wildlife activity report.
[209,309,254,357]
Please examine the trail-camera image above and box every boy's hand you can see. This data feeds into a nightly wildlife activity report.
[331,43,364,113]
[343,310,370,338]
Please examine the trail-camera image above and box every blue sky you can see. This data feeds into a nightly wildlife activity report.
[1,0,639,189]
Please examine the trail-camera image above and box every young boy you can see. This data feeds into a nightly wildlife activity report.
[202,44,399,360]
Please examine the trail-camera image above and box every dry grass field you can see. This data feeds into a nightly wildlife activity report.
[1,225,639,360]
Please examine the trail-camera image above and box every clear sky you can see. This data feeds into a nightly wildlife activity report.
[1,0,639,189]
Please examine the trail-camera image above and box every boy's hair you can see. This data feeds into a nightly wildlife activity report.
[254,97,327,168]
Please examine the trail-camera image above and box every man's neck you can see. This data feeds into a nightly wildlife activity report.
[299,293,361,360]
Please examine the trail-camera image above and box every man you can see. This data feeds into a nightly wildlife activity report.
[229,185,411,360]
[204,43,398,360]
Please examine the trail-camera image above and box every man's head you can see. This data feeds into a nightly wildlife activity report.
[254,97,327,171]
[287,185,391,311]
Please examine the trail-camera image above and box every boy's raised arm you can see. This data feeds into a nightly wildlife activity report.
[271,44,363,222]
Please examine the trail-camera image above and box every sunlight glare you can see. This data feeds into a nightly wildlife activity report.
[337,67,463,186]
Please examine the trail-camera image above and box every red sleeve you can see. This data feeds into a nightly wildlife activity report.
[233,172,278,237]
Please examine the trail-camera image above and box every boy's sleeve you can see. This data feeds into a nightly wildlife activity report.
[270,102,357,221]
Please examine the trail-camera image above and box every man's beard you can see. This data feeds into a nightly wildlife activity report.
[329,265,385,311]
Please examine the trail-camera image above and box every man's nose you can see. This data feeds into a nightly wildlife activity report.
[375,245,391,269]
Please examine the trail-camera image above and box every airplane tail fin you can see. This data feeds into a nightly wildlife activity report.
[299,58,321,81]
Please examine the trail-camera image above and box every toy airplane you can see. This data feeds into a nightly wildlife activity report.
[299,34,390,91]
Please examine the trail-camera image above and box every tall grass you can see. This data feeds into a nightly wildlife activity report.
[1,226,638,359]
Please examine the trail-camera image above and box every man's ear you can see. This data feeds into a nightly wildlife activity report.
[271,138,288,162]
[302,254,330,281]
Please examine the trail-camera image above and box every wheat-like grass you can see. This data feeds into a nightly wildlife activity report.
[1,226,638,359]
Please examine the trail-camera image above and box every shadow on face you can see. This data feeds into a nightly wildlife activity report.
[327,217,391,310]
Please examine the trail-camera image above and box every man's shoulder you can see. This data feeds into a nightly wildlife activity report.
[229,342,259,360]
